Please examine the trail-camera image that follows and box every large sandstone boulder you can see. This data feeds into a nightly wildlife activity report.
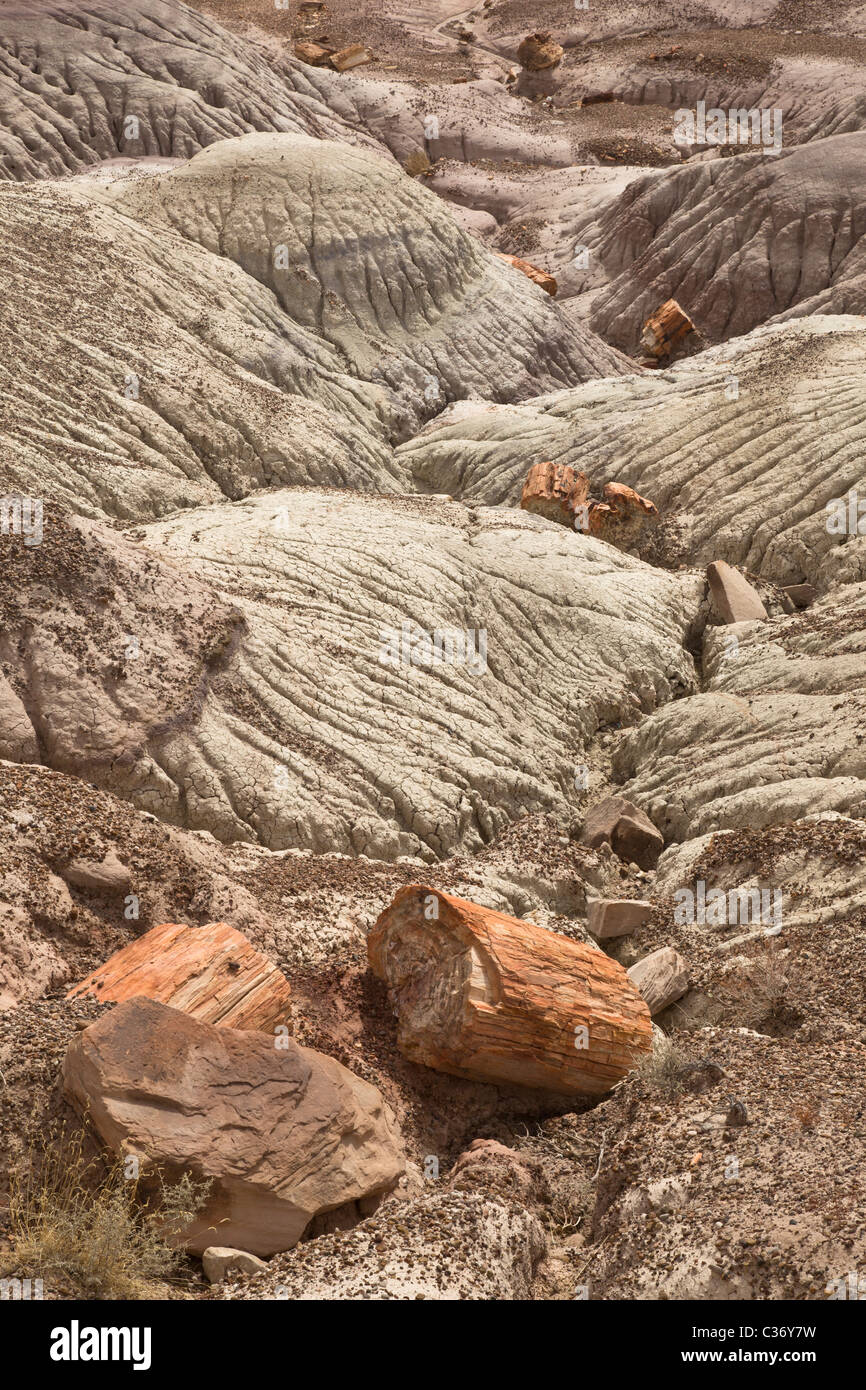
[63,998,404,1255]
[368,885,652,1096]
[67,921,293,1032]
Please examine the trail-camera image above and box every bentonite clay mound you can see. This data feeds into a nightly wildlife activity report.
[1,0,865,1324]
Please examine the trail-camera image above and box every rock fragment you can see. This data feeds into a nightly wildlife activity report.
[293,42,333,67]
[707,561,768,624]
[580,796,664,869]
[330,45,374,72]
[520,460,589,527]
[587,482,659,548]
[519,465,657,547]
[61,850,131,896]
[517,33,564,71]
[640,298,695,360]
[782,583,816,609]
[495,252,557,296]
[587,898,652,940]
[628,947,690,1015]
[202,1248,267,1284]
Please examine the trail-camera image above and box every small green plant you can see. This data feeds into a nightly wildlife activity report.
[3,1121,211,1299]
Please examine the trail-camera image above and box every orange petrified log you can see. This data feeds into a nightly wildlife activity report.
[640,297,695,359]
[586,482,659,546]
[516,32,564,72]
[67,921,292,1033]
[495,252,558,296]
[520,460,590,526]
[368,885,652,1096]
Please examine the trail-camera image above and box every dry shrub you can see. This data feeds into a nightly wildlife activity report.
[2,1120,211,1299]
[724,939,799,1031]
[544,1179,592,1238]
[636,1033,691,1096]
[793,1100,820,1131]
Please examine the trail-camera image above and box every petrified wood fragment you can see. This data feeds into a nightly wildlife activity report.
[67,921,292,1032]
[520,460,590,527]
[640,297,695,359]
[495,252,558,296]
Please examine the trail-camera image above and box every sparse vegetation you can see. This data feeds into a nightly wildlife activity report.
[543,1180,592,1238]
[793,1100,820,1131]
[636,1033,692,1096]
[3,1121,211,1300]
[725,940,799,1031]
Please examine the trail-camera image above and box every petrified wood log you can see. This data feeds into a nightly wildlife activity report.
[520,460,589,527]
[640,297,695,359]
[67,921,292,1032]
[517,32,564,72]
[495,252,558,296]
[367,885,652,1096]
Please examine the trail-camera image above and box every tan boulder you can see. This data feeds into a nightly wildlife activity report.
[62,850,131,896]
[367,885,652,1097]
[67,921,292,1033]
[62,998,404,1256]
[202,1247,267,1284]
[330,45,373,72]
[495,252,557,296]
[293,42,333,67]
[782,583,816,610]
[587,898,652,941]
[628,946,690,1015]
[581,795,664,869]
[707,561,768,624]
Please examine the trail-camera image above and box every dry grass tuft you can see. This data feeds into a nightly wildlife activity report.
[636,1033,692,1096]
[2,1121,211,1300]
